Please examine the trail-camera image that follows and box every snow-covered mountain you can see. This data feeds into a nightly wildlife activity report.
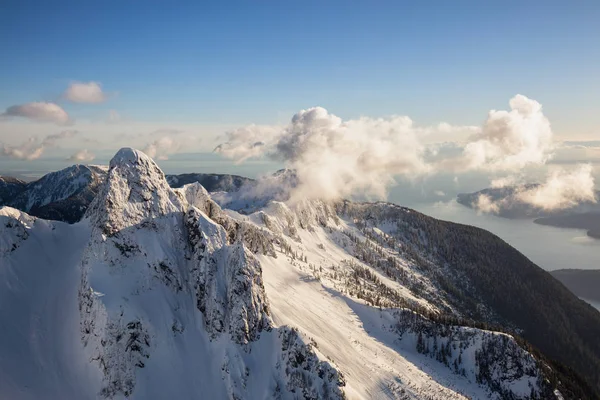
[0,167,286,223]
[166,172,254,192]
[0,165,107,223]
[0,175,26,203]
[0,148,598,399]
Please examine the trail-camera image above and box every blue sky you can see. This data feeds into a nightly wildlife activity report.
[0,0,599,186]
[1,1,599,129]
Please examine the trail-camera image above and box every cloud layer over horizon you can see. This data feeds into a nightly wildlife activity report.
[216,94,597,210]
[1,130,78,160]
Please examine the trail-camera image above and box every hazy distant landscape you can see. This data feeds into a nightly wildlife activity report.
[458,186,600,240]
[536,213,600,239]
[551,269,600,305]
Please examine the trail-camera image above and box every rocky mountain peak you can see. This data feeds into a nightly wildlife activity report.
[84,147,184,235]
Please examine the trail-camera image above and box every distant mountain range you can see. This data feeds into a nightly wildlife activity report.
[458,186,600,239]
[0,168,260,223]
[1,152,600,398]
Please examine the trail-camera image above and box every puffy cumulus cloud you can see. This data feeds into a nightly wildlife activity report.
[217,107,432,201]
[64,81,106,103]
[1,130,78,160]
[216,95,597,209]
[142,136,181,160]
[68,149,95,162]
[462,95,554,171]
[1,102,70,125]
[515,164,597,211]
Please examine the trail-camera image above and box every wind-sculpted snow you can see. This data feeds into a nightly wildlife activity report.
[0,207,34,255]
[185,207,272,345]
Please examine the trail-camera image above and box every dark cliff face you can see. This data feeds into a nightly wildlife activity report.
[0,176,27,204]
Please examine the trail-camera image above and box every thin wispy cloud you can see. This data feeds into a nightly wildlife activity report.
[107,109,121,123]
[68,149,96,162]
[1,130,78,160]
[142,136,181,160]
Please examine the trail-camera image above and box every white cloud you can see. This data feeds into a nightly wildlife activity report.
[215,94,597,210]
[1,102,70,125]
[516,164,597,211]
[142,136,181,160]
[64,81,107,103]
[474,194,500,214]
[68,149,95,162]
[490,175,522,188]
[0,130,78,160]
[462,95,554,171]
[217,107,433,201]
[214,124,282,162]
[472,165,597,214]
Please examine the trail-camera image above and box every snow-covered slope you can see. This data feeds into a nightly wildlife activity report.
[166,172,254,192]
[0,148,584,399]
[0,149,345,400]
[2,164,107,223]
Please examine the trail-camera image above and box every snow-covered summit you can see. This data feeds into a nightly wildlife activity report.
[84,147,184,235]
[109,147,151,169]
